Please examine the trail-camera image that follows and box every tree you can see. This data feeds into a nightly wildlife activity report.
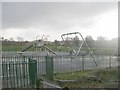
[96,36,106,48]
[85,35,94,48]
[17,37,23,42]
[73,36,79,46]
[9,37,14,42]
[54,40,59,45]
[65,37,72,47]
[17,37,24,45]
[97,36,105,41]
[0,37,4,41]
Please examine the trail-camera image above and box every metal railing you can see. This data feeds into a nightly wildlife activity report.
[2,56,37,88]
[2,52,118,89]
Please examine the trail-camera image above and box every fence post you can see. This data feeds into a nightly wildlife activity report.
[2,61,9,88]
[22,56,26,87]
[82,54,85,71]
[109,56,111,68]
[45,55,54,80]
[28,58,37,88]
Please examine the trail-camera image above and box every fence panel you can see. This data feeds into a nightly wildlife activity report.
[2,56,38,89]
[28,57,37,87]
[45,55,54,80]
[2,52,119,89]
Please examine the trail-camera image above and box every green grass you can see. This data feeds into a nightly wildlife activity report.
[2,43,115,56]
[54,67,118,88]
[2,44,98,52]
[2,45,36,51]
[54,70,94,80]
[2,45,22,51]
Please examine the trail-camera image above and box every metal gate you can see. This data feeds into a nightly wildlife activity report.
[2,56,37,89]
[45,55,54,80]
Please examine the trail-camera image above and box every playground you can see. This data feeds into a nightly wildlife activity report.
[2,32,119,89]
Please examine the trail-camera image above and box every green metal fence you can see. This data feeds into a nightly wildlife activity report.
[2,55,55,89]
[2,56,38,89]
[2,53,118,89]
[45,55,54,80]
[28,58,37,87]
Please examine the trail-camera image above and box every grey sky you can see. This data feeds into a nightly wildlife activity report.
[2,2,118,41]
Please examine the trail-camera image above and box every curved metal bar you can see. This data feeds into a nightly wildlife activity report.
[77,32,97,67]
[61,32,97,67]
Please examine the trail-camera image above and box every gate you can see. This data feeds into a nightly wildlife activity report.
[2,56,37,89]
[28,57,37,87]
[45,55,54,80]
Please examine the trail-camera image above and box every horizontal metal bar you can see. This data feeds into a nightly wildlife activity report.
[41,81,62,88]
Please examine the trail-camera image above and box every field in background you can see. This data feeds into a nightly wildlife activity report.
[2,43,117,56]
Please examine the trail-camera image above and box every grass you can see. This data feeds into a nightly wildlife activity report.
[2,43,112,52]
[54,67,118,88]
[2,45,22,51]
[2,43,116,56]
[2,44,36,51]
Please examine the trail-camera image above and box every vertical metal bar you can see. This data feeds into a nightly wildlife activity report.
[25,57,29,88]
[34,58,37,88]
[29,58,32,87]
[15,57,19,88]
[45,56,48,77]
[9,62,13,88]
[26,57,29,88]
[50,56,54,80]
[19,57,22,88]
[109,56,111,68]
[24,57,26,88]
[6,58,9,88]
[82,54,85,71]
[2,61,5,88]
[22,55,26,88]
[6,63,8,88]
[14,57,16,88]
[12,60,15,88]
[29,57,37,88]
[25,58,28,88]
[58,56,60,73]
[2,61,5,87]
[45,56,54,80]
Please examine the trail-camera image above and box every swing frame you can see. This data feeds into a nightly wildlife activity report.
[61,32,97,66]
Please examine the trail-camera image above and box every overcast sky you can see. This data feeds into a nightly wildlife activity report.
[2,2,118,41]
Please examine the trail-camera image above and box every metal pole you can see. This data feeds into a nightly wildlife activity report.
[82,54,85,71]
[109,56,111,68]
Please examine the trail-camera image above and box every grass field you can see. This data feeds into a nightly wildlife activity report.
[2,44,36,51]
[2,43,97,52]
[54,67,118,88]
[2,43,114,55]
